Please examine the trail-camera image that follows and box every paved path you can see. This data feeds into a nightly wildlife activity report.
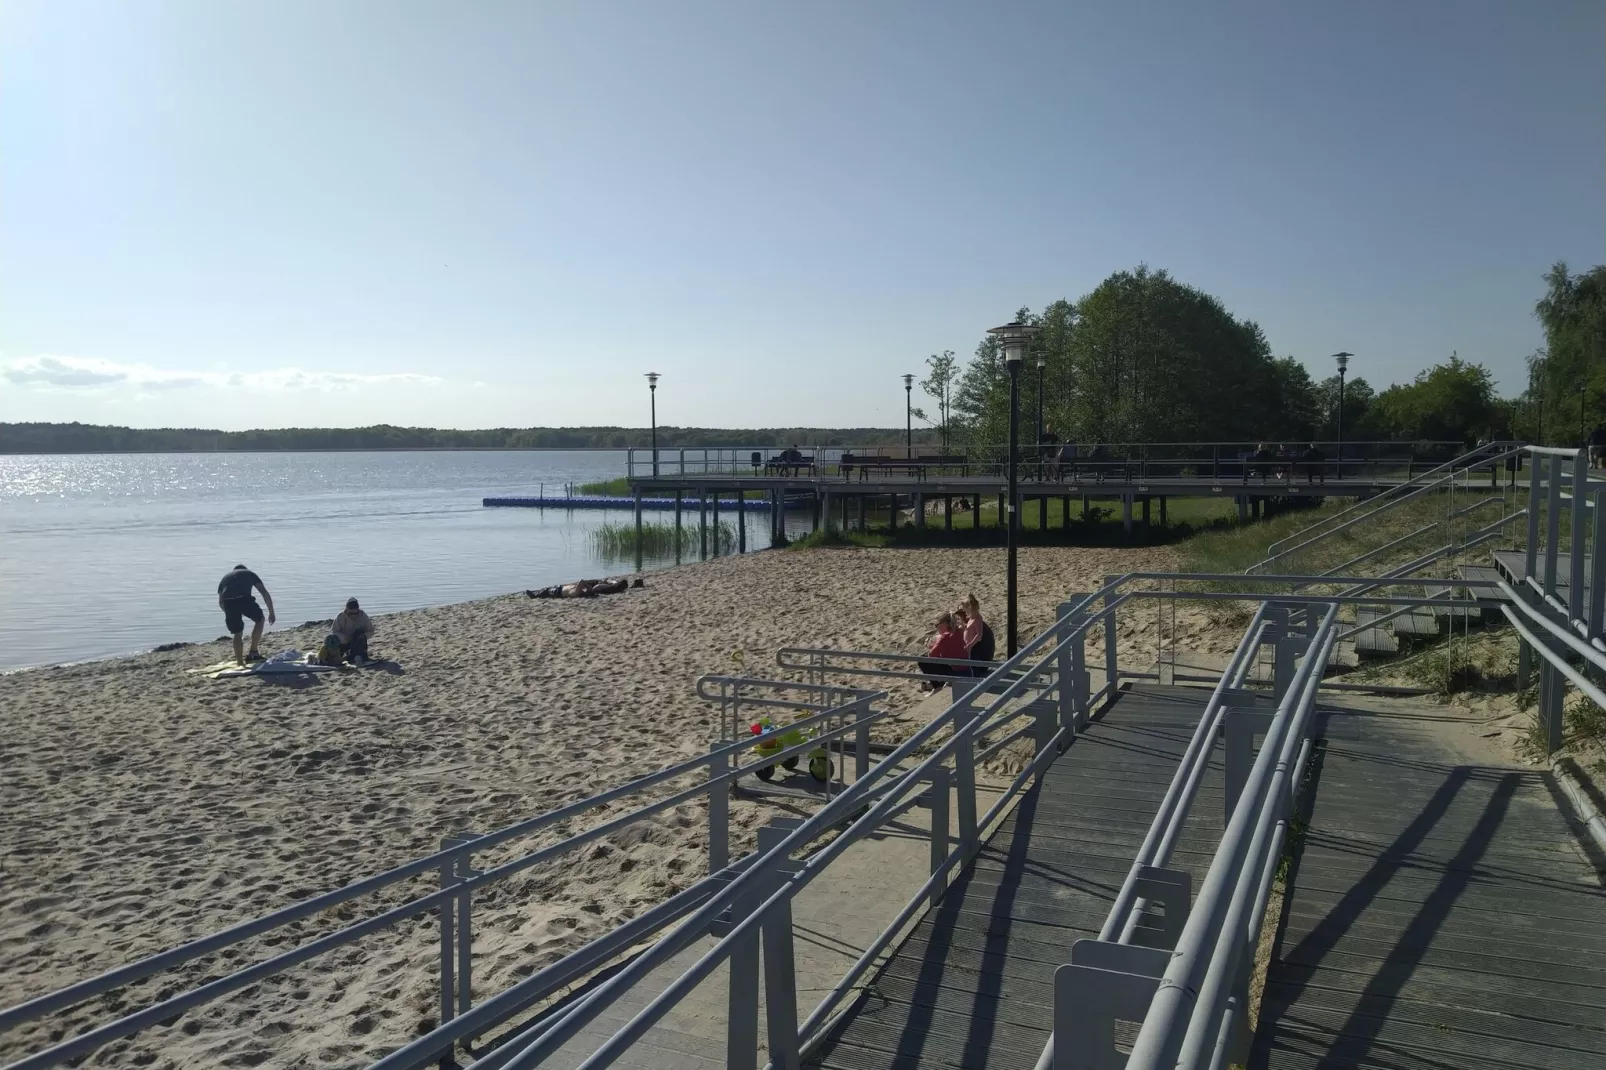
[1251,702,1606,1070]
[803,685,1229,1070]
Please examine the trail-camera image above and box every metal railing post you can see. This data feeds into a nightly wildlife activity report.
[708,742,730,874]
[446,835,480,1021]
[853,698,871,782]
[1104,578,1120,698]
[726,873,762,1070]
[437,839,459,1051]
[1592,489,1606,640]
[1572,449,1588,618]
[1057,596,1090,738]
[1526,451,1543,580]
[953,687,979,857]
[927,767,950,908]
[757,823,803,1070]
[1546,454,1563,599]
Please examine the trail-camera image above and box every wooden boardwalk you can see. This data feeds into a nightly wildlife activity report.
[1251,704,1606,1070]
[804,685,1231,1070]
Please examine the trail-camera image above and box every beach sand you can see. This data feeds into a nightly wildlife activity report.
[0,544,1236,1068]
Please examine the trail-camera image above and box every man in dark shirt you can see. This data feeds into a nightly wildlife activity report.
[217,564,276,666]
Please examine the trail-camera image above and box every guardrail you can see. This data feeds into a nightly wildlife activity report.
[625,441,1466,482]
[0,681,885,1070]
[1249,441,1524,574]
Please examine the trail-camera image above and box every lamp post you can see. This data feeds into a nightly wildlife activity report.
[1332,352,1351,476]
[1035,357,1046,447]
[903,373,914,455]
[988,320,1039,656]
[645,372,660,477]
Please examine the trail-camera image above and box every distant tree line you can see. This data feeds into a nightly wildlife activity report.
[916,262,1605,451]
[0,422,941,454]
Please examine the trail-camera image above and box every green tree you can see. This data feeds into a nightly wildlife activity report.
[918,350,959,449]
[1366,357,1498,445]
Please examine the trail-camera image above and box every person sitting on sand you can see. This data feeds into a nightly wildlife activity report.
[331,597,376,665]
[918,612,970,691]
[960,593,996,672]
[217,564,275,666]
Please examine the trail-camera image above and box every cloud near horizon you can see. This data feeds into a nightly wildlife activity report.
[1,354,445,392]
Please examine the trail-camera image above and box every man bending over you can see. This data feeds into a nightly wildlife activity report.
[218,564,275,666]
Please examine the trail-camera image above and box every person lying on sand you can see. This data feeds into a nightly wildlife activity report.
[330,597,376,665]
[525,577,645,599]
[217,564,276,666]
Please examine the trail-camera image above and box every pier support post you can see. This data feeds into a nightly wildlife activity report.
[1122,494,1133,536]
[944,495,952,530]
[1160,496,1167,527]
[822,490,835,533]
[712,492,721,556]
[1038,495,1047,531]
[915,492,925,529]
[811,491,820,533]
[1141,496,1151,528]
[700,492,708,558]
[674,490,683,561]
[857,495,866,532]
[997,492,1006,529]
[1062,495,1071,529]
[737,491,746,554]
[972,494,981,525]
[633,490,644,572]
[1237,496,1249,523]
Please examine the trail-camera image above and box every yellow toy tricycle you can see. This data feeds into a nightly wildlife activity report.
[749,716,833,782]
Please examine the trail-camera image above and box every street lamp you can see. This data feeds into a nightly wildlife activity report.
[903,373,914,455]
[1035,357,1047,448]
[1332,352,1352,476]
[988,319,1039,656]
[645,372,661,477]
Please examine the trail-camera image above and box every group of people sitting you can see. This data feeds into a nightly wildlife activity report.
[917,593,997,691]
[1242,443,1328,484]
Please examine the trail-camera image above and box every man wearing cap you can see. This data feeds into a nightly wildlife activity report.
[218,564,276,666]
[332,597,376,665]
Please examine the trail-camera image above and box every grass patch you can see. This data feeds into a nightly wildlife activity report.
[589,520,736,560]
[789,528,891,549]
[576,476,632,496]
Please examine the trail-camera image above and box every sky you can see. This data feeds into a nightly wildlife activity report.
[2,1,1603,432]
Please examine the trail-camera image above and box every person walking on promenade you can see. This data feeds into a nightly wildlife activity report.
[217,564,275,666]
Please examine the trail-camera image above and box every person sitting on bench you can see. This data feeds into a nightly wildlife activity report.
[917,612,970,691]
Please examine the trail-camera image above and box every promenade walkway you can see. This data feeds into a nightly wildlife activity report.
[1251,701,1606,1070]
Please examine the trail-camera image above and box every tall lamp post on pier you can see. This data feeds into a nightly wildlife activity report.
[1332,352,1351,477]
[903,373,914,454]
[988,319,1039,656]
[645,372,661,477]
[1035,357,1046,446]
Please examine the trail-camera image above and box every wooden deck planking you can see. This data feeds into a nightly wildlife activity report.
[1251,704,1606,1070]
[804,685,1233,1070]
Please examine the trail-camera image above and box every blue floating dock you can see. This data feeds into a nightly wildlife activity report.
[483,496,773,510]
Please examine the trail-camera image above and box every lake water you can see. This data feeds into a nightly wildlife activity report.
[0,451,784,671]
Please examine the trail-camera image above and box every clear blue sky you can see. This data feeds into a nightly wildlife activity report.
[2,0,1602,431]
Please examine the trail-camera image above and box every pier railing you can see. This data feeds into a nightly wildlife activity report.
[625,440,1465,483]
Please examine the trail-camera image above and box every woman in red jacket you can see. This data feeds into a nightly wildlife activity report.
[918,612,970,691]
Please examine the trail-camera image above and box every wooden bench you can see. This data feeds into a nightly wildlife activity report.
[839,454,970,481]
[761,452,815,477]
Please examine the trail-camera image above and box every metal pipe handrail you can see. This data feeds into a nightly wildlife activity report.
[1123,606,1339,1070]
[1256,442,1523,567]
[1,682,886,1068]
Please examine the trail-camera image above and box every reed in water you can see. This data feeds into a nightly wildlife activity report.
[590,520,737,559]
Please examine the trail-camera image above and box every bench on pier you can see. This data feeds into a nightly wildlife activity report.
[1050,453,1134,484]
[838,453,971,481]
[756,450,816,476]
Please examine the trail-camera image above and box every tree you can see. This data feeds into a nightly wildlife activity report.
[1313,374,1376,440]
[919,350,959,449]
[1533,262,1606,442]
[1366,357,1498,445]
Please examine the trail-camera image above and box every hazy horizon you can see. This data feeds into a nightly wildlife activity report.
[4,1,1602,431]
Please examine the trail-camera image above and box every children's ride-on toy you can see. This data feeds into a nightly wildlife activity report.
[749,717,834,783]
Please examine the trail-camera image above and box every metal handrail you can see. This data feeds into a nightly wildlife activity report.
[0,681,886,1070]
[1252,442,1523,572]
[1123,606,1339,1069]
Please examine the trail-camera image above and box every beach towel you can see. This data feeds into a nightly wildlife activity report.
[193,649,342,679]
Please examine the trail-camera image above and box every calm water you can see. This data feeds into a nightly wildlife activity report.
[0,451,768,671]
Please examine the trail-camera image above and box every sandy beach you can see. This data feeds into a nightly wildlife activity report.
[0,543,1244,1068]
